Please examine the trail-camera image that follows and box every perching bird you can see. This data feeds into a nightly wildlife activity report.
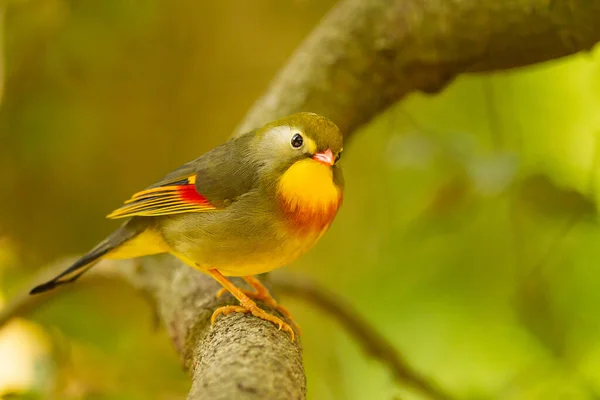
[30,112,344,340]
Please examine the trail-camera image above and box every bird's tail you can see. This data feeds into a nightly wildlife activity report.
[29,222,154,295]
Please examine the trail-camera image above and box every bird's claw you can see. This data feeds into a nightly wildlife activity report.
[211,303,295,342]
[214,287,301,334]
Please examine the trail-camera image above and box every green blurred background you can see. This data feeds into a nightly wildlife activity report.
[2,1,600,399]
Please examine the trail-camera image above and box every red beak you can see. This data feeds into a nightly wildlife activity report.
[312,149,335,166]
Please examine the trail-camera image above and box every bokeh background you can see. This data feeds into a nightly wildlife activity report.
[2,1,600,399]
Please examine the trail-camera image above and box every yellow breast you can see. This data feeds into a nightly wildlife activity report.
[277,159,342,232]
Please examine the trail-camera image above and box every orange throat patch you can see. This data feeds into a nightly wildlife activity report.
[277,159,342,232]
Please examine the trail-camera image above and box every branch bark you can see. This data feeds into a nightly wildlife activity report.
[8,0,600,399]
[120,256,306,400]
[235,0,600,137]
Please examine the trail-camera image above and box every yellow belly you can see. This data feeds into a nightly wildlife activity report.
[173,226,329,277]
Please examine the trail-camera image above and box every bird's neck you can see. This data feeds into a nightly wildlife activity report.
[276,159,342,232]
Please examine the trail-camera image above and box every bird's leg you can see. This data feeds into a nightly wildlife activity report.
[215,275,293,319]
[242,275,302,334]
[208,269,295,341]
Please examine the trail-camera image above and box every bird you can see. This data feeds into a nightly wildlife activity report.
[30,112,344,341]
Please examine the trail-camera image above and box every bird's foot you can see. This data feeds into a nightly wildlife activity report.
[207,270,297,341]
[216,275,301,334]
[215,286,293,320]
[211,303,295,342]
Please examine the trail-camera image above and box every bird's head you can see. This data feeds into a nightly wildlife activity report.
[251,112,343,174]
[250,112,344,230]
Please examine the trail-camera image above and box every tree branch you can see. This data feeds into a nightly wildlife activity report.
[6,0,600,399]
[235,0,600,137]
[119,256,306,400]
[1,258,306,400]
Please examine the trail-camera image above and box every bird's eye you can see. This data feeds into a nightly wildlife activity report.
[290,133,304,149]
[335,151,342,163]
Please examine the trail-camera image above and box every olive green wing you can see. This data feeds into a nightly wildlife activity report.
[107,134,256,219]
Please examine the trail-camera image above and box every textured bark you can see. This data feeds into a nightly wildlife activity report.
[118,0,600,399]
[122,256,305,400]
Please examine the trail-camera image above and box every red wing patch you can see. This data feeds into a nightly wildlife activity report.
[106,175,217,219]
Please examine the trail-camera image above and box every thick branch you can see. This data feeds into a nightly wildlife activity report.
[120,256,306,400]
[235,0,600,136]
